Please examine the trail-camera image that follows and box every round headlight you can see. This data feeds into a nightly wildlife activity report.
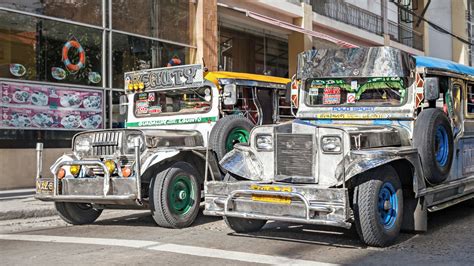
[104,160,116,174]
[256,135,273,150]
[75,135,92,158]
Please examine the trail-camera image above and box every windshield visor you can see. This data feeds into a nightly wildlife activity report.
[133,86,212,117]
[305,77,409,107]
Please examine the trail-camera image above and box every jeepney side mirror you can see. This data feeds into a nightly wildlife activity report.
[119,94,128,115]
[285,82,291,103]
[223,84,237,105]
[424,77,440,101]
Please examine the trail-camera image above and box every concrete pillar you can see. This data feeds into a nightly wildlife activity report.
[413,0,429,54]
[288,2,313,77]
[195,0,218,70]
[452,0,469,64]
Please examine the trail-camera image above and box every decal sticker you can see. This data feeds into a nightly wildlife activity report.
[322,87,341,105]
[347,93,356,104]
[135,100,149,115]
[127,116,218,127]
[316,113,389,119]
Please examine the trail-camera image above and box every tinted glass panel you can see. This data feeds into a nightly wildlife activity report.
[111,32,189,88]
[0,11,103,86]
[0,0,102,26]
[112,0,193,44]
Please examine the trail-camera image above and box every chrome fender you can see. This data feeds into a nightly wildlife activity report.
[140,149,180,175]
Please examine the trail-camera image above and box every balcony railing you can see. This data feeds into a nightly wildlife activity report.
[311,0,424,51]
[388,21,424,51]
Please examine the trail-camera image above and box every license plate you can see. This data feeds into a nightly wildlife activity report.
[36,180,54,193]
[250,184,292,204]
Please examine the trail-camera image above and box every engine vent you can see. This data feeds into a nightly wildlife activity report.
[275,134,314,177]
[91,131,122,156]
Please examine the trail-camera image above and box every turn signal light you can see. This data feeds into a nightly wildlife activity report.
[104,160,116,174]
[70,165,81,176]
[57,168,65,179]
[122,166,131,178]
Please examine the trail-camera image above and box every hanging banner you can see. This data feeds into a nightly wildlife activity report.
[0,81,104,130]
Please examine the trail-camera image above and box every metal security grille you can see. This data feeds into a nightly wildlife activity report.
[91,131,122,157]
[275,134,314,177]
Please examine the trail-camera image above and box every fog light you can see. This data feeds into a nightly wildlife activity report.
[122,166,131,177]
[57,168,65,179]
[70,165,81,176]
[104,160,116,174]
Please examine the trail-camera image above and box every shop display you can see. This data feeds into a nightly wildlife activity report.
[62,40,86,72]
[0,81,103,130]
[51,67,67,80]
[9,64,26,77]
[88,72,101,84]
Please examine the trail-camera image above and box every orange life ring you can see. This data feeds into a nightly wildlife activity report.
[62,40,85,72]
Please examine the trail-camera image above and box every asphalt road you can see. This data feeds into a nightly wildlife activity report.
[0,200,473,265]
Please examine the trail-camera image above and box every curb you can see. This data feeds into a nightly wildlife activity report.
[0,208,58,221]
[0,196,57,221]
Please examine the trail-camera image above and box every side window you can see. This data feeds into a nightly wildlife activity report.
[467,84,474,114]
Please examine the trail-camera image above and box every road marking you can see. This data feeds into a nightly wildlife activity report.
[0,234,335,265]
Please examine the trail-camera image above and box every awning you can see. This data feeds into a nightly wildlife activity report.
[246,11,359,48]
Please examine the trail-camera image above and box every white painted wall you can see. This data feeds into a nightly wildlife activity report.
[425,0,453,60]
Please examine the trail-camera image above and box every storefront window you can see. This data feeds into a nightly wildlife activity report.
[219,27,288,77]
[0,0,103,26]
[112,0,193,45]
[112,32,189,88]
[0,10,103,87]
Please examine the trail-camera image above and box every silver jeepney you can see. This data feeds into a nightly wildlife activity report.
[204,47,474,246]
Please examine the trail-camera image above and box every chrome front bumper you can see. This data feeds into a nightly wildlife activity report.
[35,140,142,206]
[204,181,353,229]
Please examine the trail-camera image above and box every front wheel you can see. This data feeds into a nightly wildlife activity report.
[352,165,403,247]
[150,161,201,228]
[224,216,267,233]
[55,202,102,225]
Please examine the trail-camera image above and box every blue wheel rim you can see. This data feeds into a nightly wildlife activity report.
[378,182,398,229]
[435,125,449,167]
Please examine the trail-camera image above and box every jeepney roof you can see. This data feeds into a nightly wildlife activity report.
[415,56,474,76]
[204,71,290,87]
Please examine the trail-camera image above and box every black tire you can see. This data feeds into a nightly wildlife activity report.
[55,202,102,225]
[413,108,453,184]
[150,161,201,228]
[224,216,267,233]
[352,165,403,247]
[209,115,254,162]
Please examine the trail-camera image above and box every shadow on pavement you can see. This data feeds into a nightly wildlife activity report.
[228,221,416,249]
[94,207,221,228]
[227,199,474,252]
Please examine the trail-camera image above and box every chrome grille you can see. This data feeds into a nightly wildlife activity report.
[91,131,122,156]
[275,134,314,177]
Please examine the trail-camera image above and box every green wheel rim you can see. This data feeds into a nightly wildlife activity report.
[225,127,250,152]
[168,175,194,215]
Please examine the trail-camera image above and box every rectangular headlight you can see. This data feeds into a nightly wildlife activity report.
[255,134,273,151]
[321,136,342,153]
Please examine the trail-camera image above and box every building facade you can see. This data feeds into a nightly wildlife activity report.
[0,0,463,188]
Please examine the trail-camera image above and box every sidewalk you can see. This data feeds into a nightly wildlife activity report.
[0,189,56,221]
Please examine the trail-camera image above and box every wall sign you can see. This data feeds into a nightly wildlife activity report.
[0,81,103,130]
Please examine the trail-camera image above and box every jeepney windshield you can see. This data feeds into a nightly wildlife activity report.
[305,77,408,107]
[133,86,212,117]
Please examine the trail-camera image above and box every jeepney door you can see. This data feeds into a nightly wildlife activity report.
[460,80,474,178]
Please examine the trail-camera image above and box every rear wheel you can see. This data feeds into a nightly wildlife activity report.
[55,202,102,225]
[150,161,201,228]
[224,216,267,233]
[413,108,454,184]
[352,165,403,247]
[209,115,254,161]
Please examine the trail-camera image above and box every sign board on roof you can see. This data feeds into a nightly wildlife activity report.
[124,64,204,91]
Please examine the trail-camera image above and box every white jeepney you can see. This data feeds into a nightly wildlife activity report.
[35,64,293,228]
